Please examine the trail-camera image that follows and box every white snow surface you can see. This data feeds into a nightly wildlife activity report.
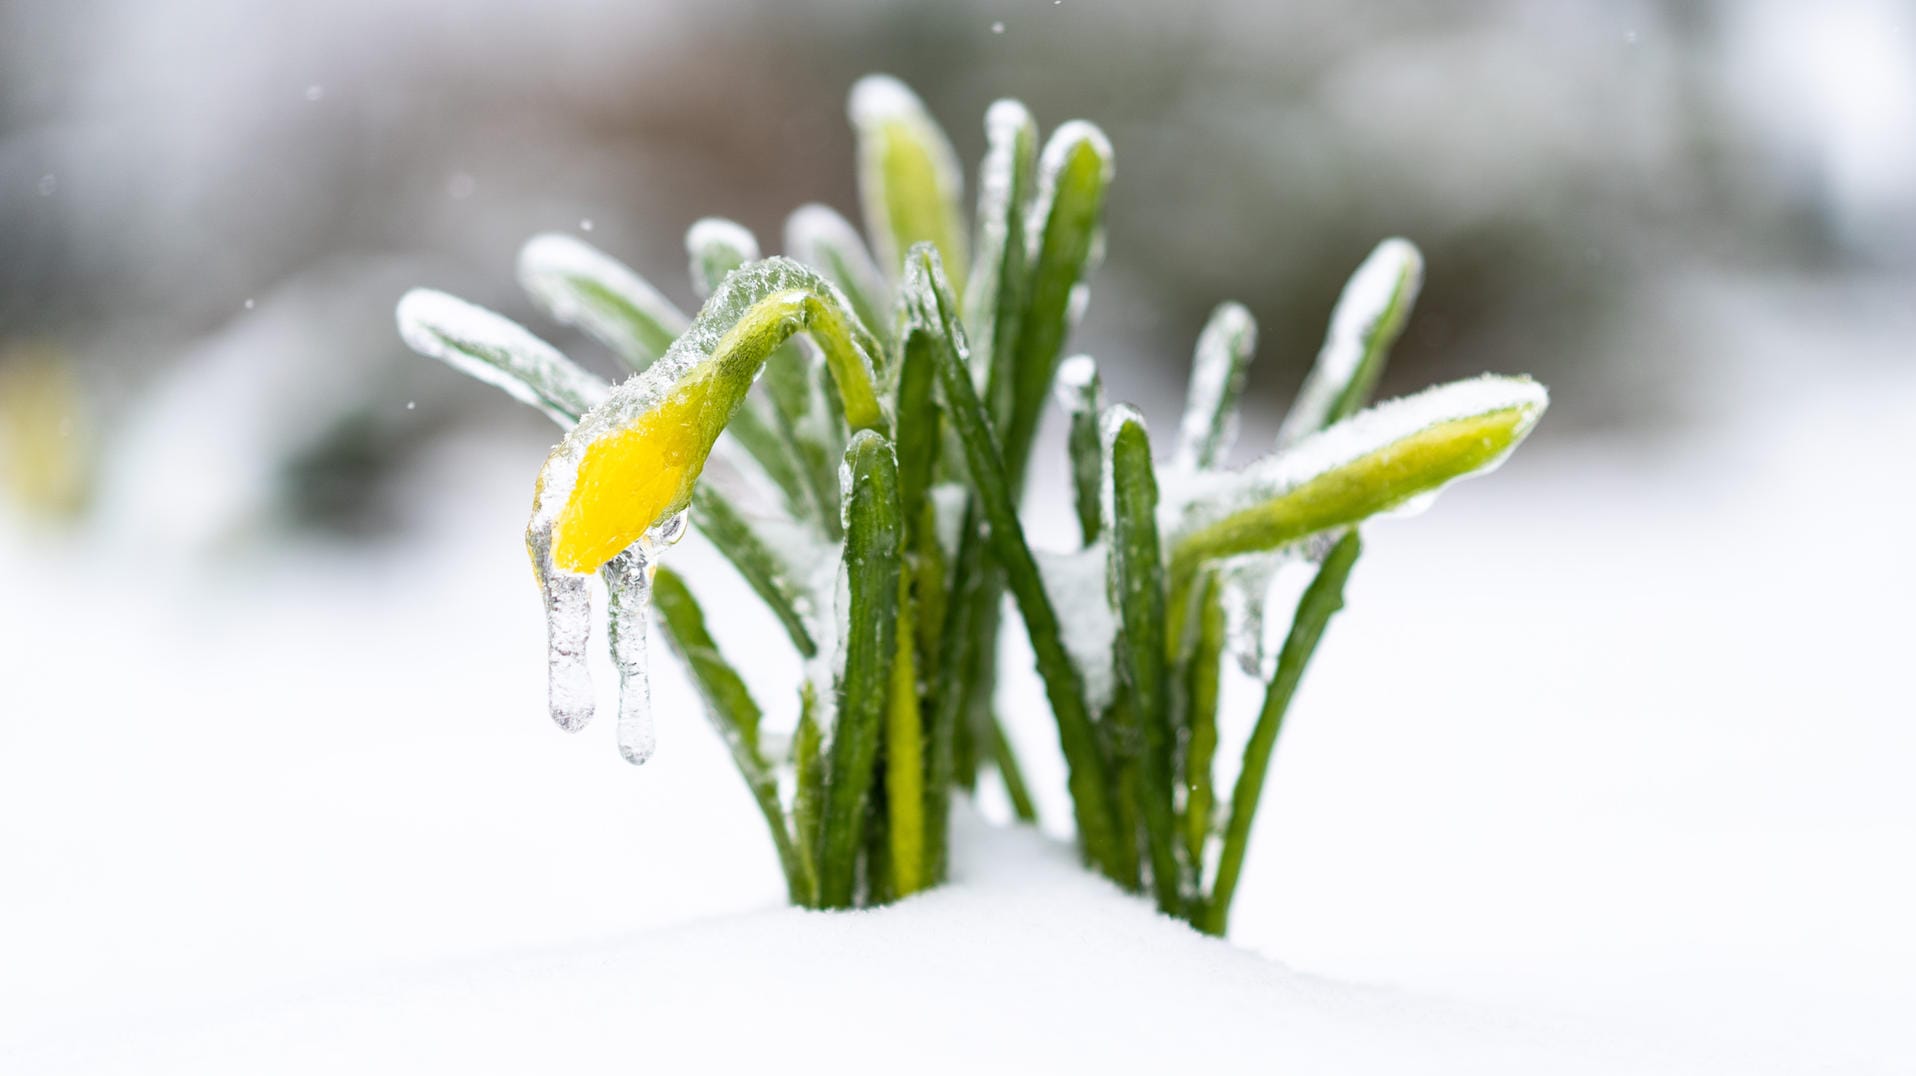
[4,272,1914,1071]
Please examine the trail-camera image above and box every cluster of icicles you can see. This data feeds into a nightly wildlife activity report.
[529,509,688,766]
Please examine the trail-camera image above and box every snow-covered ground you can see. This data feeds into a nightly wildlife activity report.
[3,272,1912,1070]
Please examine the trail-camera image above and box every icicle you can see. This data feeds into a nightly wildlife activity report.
[604,547,656,765]
[529,526,595,732]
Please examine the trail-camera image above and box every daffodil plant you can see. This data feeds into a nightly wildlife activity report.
[397,76,1546,928]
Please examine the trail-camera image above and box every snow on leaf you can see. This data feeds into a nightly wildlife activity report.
[1170,374,1548,578]
[1175,302,1258,471]
[395,288,608,425]
[686,217,762,300]
[517,233,688,372]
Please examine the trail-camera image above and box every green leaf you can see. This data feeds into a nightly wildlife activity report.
[1102,406,1183,912]
[1052,354,1105,545]
[688,486,820,657]
[1278,238,1422,443]
[1201,530,1361,936]
[1175,302,1258,470]
[1168,375,1548,586]
[817,429,904,908]
[1003,121,1113,483]
[850,75,969,291]
[396,288,608,425]
[686,217,761,299]
[517,234,688,372]
[1182,571,1225,873]
[651,567,805,900]
[793,684,825,905]
[902,242,1125,881]
[965,98,1039,429]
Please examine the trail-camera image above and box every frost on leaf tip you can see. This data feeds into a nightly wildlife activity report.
[516,233,688,369]
[395,287,607,425]
[1279,237,1424,445]
[687,217,762,298]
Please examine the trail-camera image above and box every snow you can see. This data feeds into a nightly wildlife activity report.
[1034,543,1119,712]
[0,805,1708,1075]
[4,272,1913,1071]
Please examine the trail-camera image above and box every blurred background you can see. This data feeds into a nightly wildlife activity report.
[3,0,1912,1069]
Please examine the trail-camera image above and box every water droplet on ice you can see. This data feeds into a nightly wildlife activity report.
[405,400,417,411]
[645,509,690,553]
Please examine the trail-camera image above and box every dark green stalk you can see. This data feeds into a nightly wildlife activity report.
[1201,530,1361,935]
[1104,411,1183,912]
[793,685,825,905]
[817,431,903,908]
[1182,571,1225,875]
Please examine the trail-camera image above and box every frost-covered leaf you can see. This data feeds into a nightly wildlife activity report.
[527,256,888,579]
[396,288,608,425]
[1170,375,1547,580]
[817,429,901,908]
[1100,405,1182,911]
[850,75,968,290]
[1052,354,1105,545]
[686,217,761,299]
[1278,238,1423,444]
[965,98,1038,425]
[1005,121,1113,475]
[904,242,1124,880]
[690,487,824,658]
[1175,302,1258,470]
[786,203,893,347]
[517,233,687,372]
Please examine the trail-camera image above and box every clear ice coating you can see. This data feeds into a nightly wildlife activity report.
[603,547,656,765]
[1277,238,1422,446]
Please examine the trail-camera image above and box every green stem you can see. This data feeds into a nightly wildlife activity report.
[1201,531,1362,935]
